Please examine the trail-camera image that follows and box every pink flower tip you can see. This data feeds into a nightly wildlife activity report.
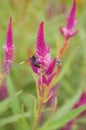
[37,21,44,38]
[60,0,78,40]
[9,17,12,27]
[40,21,44,28]
[6,17,13,47]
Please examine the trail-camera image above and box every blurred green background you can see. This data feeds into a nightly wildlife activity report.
[0,0,86,130]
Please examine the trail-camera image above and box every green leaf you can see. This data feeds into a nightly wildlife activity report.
[0,91,22,115]
[7,76,25,130]
[61,79,74,95]
[0,112,30,127]
[40,89,82,130]
[41,105,86,130]
[56,47,79,83]
[50,47,79,88]
[21,93,37,124]
[7,76,21,114]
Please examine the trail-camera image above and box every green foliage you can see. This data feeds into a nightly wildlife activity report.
[0,0,86,130]
[0,90,22,115]
[40,89,84,130]
[40,105,86,130]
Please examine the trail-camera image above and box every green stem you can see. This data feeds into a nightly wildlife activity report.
[33,101,42,130]
[33,74,44,130]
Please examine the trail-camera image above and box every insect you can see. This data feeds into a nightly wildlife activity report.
[55,58,62,68]
[31,55,40,68]
[20,55,40,68]
[20,56,62,69]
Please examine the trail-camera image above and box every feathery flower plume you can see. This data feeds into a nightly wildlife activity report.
[30,21,61,105]
[60,0,78,40]
[2,17,14,74]
[0,17,14,100]
[36,21,51,69]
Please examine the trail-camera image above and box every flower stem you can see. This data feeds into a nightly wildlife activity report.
[59,39,69,59]
[33,101,42,130]
[33,74,45,130]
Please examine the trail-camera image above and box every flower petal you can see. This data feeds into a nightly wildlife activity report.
[60,0,78,39]
[46,58,56,75]
[42,73,56,86]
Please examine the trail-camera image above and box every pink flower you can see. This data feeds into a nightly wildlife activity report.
[36,21,51,68]
[30,22,60,86]
[2,17,14,74]
[0,17,14,100]
[29,21,60,105]
[60,0,78,40]
[30,22,56,76]
[29,21,62,104]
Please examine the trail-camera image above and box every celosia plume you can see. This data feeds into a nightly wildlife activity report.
[30,22,61,105]
[60,0,78,40]
[2,17,14,74]
[36,21,51,68]
[0,17,14,100]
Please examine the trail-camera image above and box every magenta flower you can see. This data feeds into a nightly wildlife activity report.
[29,21,61,104]
[30,22,51,74]
[61,91,86,130]
[2,17,14,74]
[60,0,78,40]
[0,17,14,100]
[29,22,60,87]
[30,21,56,75]
[36,21,51,69]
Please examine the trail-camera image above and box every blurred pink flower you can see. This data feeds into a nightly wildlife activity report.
[45,1,67,20]
[60,0,78,40]
[2,17,14,74]
[0,17,14,100]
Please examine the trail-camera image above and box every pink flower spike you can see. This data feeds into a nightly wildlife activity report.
[67,0,76,29]
[36,21,51,67]
[2,17,14,74]
[60,0,78,40]
[36,21,47,56]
